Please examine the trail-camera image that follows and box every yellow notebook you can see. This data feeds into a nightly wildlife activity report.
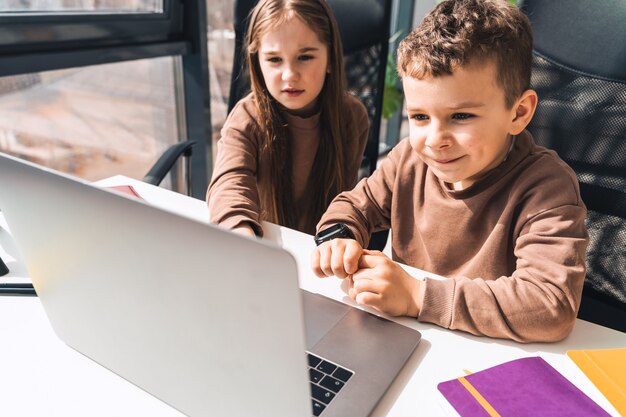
[567,348,626,415]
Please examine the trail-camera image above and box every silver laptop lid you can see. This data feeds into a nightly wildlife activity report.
[0,153,311,417]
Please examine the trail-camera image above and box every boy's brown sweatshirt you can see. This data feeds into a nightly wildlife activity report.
[318,131,589,343]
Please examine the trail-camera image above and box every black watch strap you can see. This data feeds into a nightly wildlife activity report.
[314,223,355,246]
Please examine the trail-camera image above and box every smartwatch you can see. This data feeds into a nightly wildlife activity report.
[314,223,355,246]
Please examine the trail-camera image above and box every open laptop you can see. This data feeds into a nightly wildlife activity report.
[0,152,421,417]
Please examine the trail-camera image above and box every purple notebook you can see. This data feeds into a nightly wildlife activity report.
[437,357,611,417]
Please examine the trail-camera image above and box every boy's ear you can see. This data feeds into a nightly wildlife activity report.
[509,89,538,135]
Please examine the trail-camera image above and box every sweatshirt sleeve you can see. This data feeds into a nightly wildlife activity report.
[346,94,370,188]
[206,98,263,236]
[317,139,407,246]
[419,196,588,343]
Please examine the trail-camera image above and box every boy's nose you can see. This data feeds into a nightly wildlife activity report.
[424,124,451,149]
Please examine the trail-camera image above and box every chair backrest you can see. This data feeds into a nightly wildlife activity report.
[519,0,626,332]
[227,0,392,178]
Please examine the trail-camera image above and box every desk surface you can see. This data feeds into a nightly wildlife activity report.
[1,175,624,417]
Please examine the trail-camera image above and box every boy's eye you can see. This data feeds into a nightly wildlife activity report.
[266,57,282,63]
[410,114,429,121]
[452,113,474,120]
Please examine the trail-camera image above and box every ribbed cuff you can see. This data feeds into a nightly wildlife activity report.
[417,277,455,328]
[219,216,263,237]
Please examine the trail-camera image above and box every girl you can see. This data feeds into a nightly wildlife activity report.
[207,0,369,236]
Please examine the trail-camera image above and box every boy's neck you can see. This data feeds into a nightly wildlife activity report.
[502,134,516,163]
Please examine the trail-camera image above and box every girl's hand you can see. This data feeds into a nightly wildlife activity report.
[311,238,363,279]
[349,250,423,317]
[232,223,256,237]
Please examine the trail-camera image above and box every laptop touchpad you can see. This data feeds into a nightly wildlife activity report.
[301,290,349,348]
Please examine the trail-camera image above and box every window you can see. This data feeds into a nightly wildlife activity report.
[1,0,162,13]
[0,0,211,198]
[0,57,179,184]
[206,0,235,161]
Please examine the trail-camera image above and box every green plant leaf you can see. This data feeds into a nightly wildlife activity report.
[382,33,403,120]
[385,49,398,86]
[382,82,403,119]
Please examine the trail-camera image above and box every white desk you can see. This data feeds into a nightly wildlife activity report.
[1,176,624,417]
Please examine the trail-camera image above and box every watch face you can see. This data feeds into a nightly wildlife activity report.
[314,223,353,246]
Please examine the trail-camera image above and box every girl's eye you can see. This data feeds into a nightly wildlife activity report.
[298,54,314,61]
[452,113,474,120]
[267,57,282,63]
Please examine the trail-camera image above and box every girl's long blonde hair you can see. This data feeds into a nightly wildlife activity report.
[246,0,350,231]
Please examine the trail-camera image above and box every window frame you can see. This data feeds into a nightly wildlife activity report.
[0,0,211,198]
[0,1,186,76]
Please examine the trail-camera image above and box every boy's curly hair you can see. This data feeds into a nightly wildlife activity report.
[397,0,532,108]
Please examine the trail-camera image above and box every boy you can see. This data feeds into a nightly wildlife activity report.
[311,0,588,343]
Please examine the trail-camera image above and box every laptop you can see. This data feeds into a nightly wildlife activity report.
[0,152,421,417]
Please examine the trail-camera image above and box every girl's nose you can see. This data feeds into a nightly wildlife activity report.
[282,64,299,82]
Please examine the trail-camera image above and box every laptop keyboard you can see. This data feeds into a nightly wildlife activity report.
[307,352,353,416]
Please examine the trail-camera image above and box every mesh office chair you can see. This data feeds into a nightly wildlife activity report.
[519,0,626,332]
[228,0,392,249]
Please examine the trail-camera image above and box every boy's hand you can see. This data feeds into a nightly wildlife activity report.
[311,238,363,279]
[349,250,422,317]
